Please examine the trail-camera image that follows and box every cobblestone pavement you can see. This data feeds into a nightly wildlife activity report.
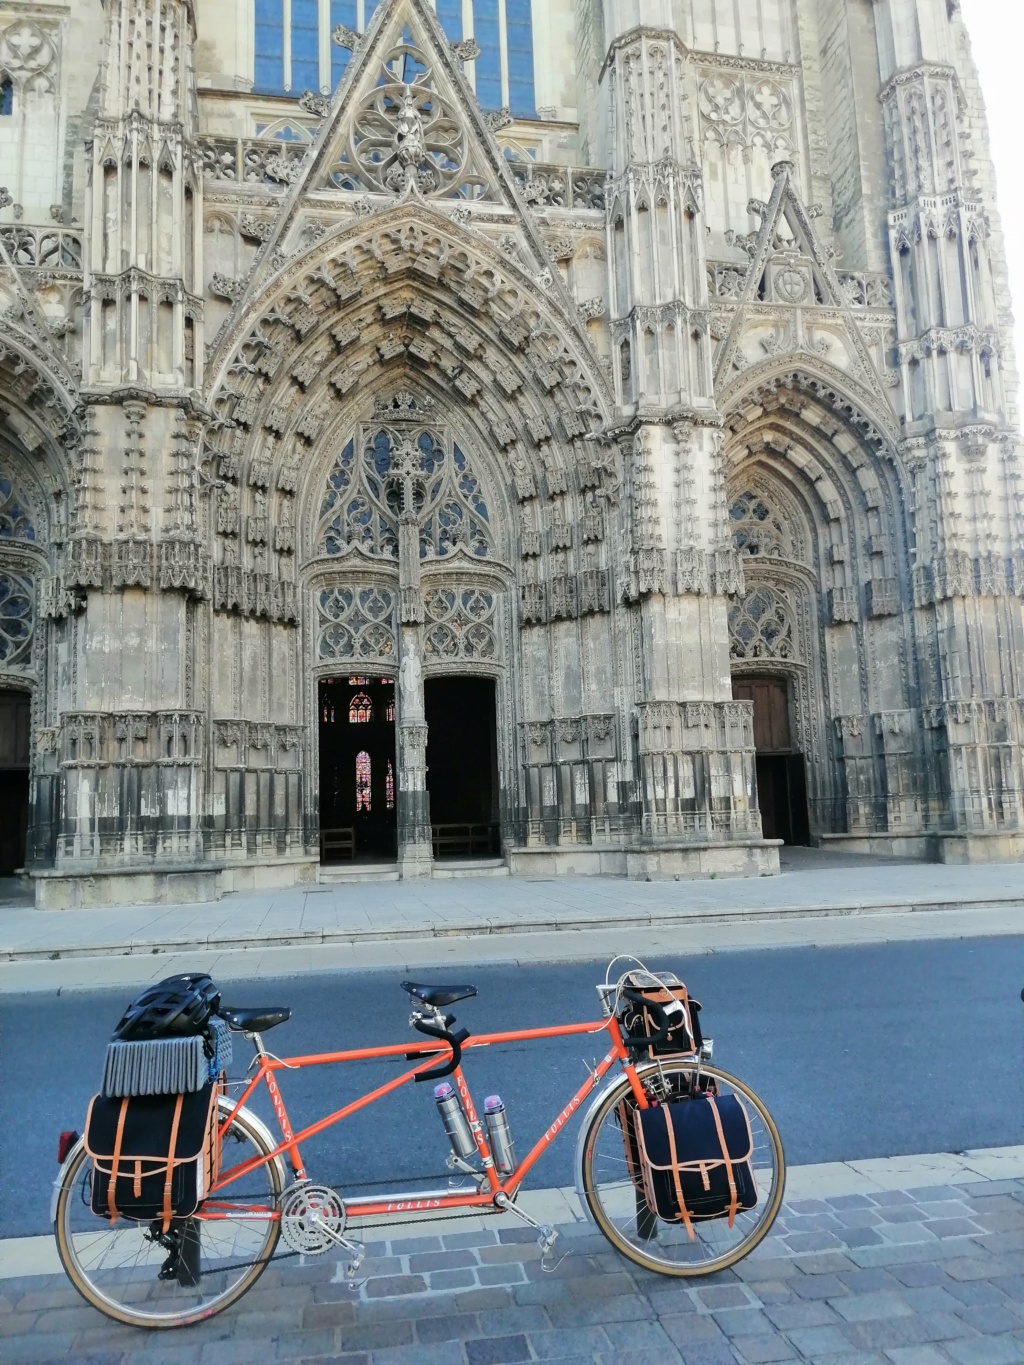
[8,1177,1024,1363]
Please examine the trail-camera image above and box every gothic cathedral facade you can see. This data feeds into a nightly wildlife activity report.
[1,0,1022,906]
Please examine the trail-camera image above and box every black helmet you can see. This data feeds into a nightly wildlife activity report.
[112,973,221,1042]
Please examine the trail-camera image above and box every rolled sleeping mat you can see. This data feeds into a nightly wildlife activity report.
[207,1016,233,1076]
[101,1035,209,1098]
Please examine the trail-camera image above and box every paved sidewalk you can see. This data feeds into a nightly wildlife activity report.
[5,856,1024,961]
[4,854,1024,992]
[8,1155,1024,1363]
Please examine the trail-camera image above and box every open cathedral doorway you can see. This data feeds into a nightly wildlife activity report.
[0,689,30,875]
[318,675,397,862]
[732,676,810,846]
[424,677,500,859]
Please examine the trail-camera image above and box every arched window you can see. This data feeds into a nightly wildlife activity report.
[317,427,493,561]
[728,585,795,661]
[349,692,373,724]
[0,473,37,541]
[0,77,12,117]
[386,758,395,810]
[355,750,371,811]
[729,491,791,560]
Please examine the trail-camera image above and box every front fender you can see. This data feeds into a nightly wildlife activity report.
[573,1059,696,1202]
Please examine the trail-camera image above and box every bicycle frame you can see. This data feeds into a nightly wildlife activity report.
[203,1010,650,1221]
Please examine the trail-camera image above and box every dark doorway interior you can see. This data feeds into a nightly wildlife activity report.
[0,689,30,874]
[732,676,810,846]
[318,675,397,862]
[425,676,499,858]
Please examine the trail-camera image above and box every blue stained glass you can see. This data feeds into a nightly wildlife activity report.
[474,0,501,110]
[254,0,285,92]
[436,0,462,40]
[435,1,458,37]
[505,0,535,116]
[291,0,318,90]
[331,0,356,86]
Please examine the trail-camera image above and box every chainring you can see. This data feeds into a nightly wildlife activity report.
[279,1182,347,1256]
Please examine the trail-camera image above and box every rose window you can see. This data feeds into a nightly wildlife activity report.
[329,41,486,199]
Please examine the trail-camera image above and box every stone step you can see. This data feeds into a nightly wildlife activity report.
[318,862,401,884]
[432,858,509,879]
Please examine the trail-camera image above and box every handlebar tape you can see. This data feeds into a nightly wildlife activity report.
[411,1018,471,1083]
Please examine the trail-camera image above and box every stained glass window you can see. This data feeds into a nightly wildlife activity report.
[474,0,502,112]
[349,692,373,723]
[322,702,336,723]
[386,758,395,809]
[348,676,371,685]
[386,699,395,722]
[506,0,536,117]
[356,750,372,810]
[251,0,534,114]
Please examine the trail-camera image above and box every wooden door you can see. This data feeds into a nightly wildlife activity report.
[732,677,791,751]
[732,676,810,845]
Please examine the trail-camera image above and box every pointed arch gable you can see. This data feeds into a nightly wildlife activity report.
[226,0,578,326]
[207,200,611,417]
[203,204,615,529]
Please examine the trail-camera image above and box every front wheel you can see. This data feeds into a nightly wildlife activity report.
[579,1060,785,1276]
[54,1097,283,1329]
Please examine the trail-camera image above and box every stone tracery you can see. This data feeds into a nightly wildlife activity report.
[314,425,493,562]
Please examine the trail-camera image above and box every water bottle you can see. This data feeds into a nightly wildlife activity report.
[434,1082,476,1160]
[484,1095,516,1176]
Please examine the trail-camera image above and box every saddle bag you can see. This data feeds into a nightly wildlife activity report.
[620,970,704,1059]
[83,1080,221,1231]
[631,1093,758,1237]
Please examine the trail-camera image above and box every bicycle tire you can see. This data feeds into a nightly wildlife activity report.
[579,1060,785,1277]
[54,1097,283,1329]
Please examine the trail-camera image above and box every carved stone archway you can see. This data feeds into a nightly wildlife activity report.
[723,369,914,842]
[298,390,516,874]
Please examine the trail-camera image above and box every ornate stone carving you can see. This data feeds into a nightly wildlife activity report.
[317,585,397,662]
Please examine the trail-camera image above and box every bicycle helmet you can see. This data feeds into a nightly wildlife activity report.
[111,973,221,1042]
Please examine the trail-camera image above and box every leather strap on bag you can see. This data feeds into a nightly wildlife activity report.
[161,1094,185,1233]
[707,1097,739,1227]
[107,1097,129,1223]
[660,1106,695,1242]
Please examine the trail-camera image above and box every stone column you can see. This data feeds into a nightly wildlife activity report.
[397,632,431,878]
[876,0,1024,859]
[601,23,770,873]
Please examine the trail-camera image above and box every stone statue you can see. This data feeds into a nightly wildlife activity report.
[399,649,423,720]
[393,87,426,174]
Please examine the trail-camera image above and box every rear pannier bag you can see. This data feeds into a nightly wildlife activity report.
[631,1094,758,1238]
[620,970,704,1059]
[84,1080,220,1231]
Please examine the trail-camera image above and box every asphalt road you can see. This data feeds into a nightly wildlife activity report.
[3,936,1024,1239]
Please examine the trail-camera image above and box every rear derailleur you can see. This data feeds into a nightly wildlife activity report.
[148,1218,202,1288]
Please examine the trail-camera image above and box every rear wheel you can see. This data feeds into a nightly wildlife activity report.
[54,1098,283,1328]
[579,1060,785,1276]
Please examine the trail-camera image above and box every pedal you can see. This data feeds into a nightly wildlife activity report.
[493,1191,565,1272]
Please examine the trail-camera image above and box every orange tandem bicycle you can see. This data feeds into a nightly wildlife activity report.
[53,958,785,1328]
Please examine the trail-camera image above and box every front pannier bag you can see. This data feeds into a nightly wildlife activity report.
[632,1094,758,1238]
[84,1080,220,1231]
